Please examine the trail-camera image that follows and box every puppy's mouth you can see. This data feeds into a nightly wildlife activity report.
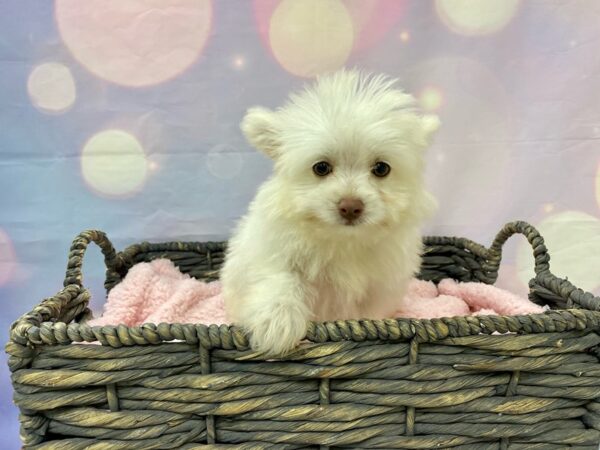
[341,218,364,227]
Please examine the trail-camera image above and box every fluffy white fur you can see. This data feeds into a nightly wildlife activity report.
[222,69,439,355]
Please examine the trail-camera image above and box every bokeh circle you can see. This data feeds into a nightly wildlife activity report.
[435,0,520,36]
[81,129,148,197]
[55,0,212,87]
[269,0,354,77]
[516,211,600,293]
[27,62,76,113]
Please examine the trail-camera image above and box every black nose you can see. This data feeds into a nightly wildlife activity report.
[338,198,364,221]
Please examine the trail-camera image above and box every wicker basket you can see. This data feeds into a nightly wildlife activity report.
[7,221,600,449]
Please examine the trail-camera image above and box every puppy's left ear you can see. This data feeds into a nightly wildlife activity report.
[414,114,440,148]
[396,112,440,148]
[420,115,440,144]
[241,107,280,159]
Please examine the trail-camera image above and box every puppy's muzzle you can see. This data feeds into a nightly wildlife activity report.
[338,198,364,223]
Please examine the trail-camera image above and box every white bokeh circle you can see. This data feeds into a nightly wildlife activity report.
[269,0,354,77]
[81,129,148,198]
[436,0,520,36]
[27,62,76,113]
[516,211,600,292]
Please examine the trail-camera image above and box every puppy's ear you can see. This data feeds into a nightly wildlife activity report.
[420,115,440,143]
[396,112,440,148]
[241,107,280,159]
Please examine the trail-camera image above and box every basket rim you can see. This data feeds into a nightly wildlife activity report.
[7,273,600,352]
[6,221,600,372]
[105,234,493,289]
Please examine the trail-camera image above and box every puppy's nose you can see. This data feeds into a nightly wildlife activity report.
[338,198,364,222]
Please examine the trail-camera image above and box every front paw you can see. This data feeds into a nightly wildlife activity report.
[246,304,308,356]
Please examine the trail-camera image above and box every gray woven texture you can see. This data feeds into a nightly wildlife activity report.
[6,221,600,449]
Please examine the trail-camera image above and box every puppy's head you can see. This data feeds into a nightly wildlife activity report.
[241,69,439,232]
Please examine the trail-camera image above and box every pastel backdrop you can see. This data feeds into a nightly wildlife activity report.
[1,1,600,447]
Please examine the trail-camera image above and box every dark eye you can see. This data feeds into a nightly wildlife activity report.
[312,161,333,176]
[372,161,391,177]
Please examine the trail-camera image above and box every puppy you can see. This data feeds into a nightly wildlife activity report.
[222,69,439,355]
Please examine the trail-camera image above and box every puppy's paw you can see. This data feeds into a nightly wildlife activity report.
[246,302,308,356]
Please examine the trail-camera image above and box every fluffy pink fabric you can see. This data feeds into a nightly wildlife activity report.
[89,259,226,327]
[87,259,545,327]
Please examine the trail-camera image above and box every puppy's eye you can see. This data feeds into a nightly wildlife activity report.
[313,161,333,177]
[372,161,391,177]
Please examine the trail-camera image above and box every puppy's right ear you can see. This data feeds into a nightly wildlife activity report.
[241,107,280,159]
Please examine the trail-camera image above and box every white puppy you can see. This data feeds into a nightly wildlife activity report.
[222,69,439,355]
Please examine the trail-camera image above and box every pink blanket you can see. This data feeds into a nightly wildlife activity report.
[88,259,546,327]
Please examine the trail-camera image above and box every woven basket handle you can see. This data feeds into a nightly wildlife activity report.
[484,221,550,282]
[63,230,124,288]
